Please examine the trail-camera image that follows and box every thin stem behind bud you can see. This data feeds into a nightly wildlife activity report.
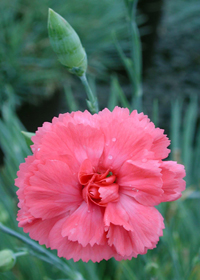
[80,74,99,114]
[14,251,28,258]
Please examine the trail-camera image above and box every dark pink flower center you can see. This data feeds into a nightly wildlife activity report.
[79,163,119,207]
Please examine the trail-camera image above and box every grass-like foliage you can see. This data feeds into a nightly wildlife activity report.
[0,0,200,279]
[0,0,130,110]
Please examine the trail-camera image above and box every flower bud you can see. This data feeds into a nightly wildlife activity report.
[0,250,16,272]
[48,8,87,76]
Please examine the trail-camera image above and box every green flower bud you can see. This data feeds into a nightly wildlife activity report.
[0,250,16,272]
[48,8,87,76]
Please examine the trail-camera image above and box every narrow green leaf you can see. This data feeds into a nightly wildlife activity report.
[170,98,182,162]
[108,76,119,111]
[193,124,200,183]
[182,95,198,184]
[21,131,35,147]
[112,76,130,110]
[152,99,159,127]
[64,85,78,112]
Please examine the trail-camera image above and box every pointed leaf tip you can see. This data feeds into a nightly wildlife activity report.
[21,131,35,147]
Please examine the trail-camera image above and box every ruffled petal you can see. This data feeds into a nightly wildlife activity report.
[151,128,170,159]
[16,155,40,208]
[104,199,134,231]
[52,110,99,128]
[31,122,53,153]
[99,118,154,172]
[130,110,170,159]
[24,160,82,219]
[78,159,95,185]
[98,184,119,205]
[61,201,106,246]
[160,161,186,202]
[105,194,164,257]
[70,110,99,127]
[98,107,130,125]
[15,155,38,191]
[118,160,163,206]
[36,123,104,167]
[19,214,61,248]
[49,217,115,262]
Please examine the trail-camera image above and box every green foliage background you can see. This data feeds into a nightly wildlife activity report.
[0,0,200,279]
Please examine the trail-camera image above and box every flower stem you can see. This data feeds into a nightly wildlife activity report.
[14,251,28,258]
[0,223,84,280]
[79,74,99,114]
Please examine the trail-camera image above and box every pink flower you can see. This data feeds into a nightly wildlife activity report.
[15,107,185,262]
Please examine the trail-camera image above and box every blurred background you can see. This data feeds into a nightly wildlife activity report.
[0,0,200,279]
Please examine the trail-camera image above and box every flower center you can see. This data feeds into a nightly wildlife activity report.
[78,160,119,207]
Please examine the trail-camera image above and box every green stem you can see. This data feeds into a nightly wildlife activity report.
[0,223,84,280]
[130,1,142,111]
[123,0,142,112]
[79,74,99,114]
[14,251,28,258]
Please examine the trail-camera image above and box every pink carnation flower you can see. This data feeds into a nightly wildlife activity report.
[15,107,185,262]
